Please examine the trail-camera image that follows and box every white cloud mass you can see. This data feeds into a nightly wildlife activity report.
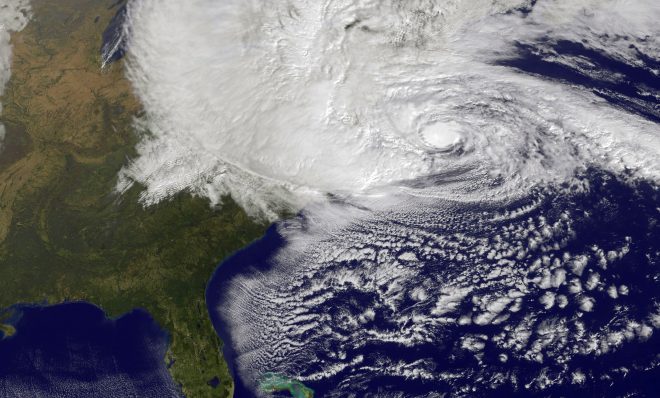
[0,0,31,152]
[118,1,660,394]
[119,0,659,219]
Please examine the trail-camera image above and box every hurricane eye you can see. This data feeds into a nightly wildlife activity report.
[419,121,463,152]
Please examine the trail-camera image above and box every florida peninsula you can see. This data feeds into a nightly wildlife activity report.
[0,1,266,396]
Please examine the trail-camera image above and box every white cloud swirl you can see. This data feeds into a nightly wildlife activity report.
[118,0,659,219]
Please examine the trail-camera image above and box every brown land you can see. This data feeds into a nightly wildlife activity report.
[0,1,266,396]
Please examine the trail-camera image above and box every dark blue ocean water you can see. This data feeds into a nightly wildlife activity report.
[207,169,660,398]
[499,39,660,122]
[0,303,181,397]
[207,226,286,398]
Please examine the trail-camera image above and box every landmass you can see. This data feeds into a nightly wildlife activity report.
[259,373,314,398]
[0,1,266,396]
[0,323,16,338]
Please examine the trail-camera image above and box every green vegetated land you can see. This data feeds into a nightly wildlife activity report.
[0,1,267,397]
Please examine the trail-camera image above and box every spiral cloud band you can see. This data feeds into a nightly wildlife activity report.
[120,1,660,396]
[118,0,659,217]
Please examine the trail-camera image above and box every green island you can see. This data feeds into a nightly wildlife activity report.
[259,373,315,398]
[0,323,16,339]
[0,0,267,396]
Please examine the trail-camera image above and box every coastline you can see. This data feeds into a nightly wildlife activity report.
[206,223,286,397]
[0,301,181,396]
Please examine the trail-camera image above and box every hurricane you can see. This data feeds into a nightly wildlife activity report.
[119,0,660,396]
